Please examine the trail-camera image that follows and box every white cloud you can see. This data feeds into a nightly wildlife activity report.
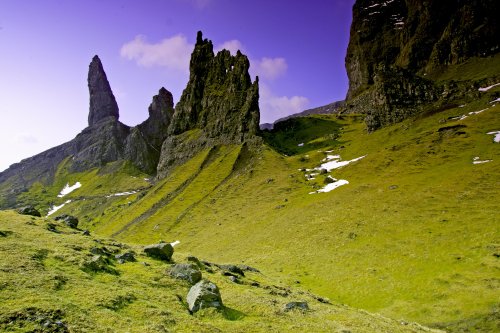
[253,57,288,80]
[120,34,193,72]
[215,40,244,55]
[259,84,309,123]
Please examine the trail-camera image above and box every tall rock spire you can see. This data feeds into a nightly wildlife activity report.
[87,55,119,126]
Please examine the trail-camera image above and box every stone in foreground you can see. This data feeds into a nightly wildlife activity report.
[143,242,174,261]
[169,263,202,284]
[187,280,223,313]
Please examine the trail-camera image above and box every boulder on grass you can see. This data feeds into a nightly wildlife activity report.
[115,251,136,264]
[144,243,173,261]
[54,214,79,228]
[17,205,41,217]
[187,280,223,313]
[284,301,309,312]
[169,263,202,284]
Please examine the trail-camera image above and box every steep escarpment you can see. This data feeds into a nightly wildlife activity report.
[157,31,260,178]
[345,0,500,130]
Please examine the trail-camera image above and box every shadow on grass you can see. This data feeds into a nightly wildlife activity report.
[223,306,246,321]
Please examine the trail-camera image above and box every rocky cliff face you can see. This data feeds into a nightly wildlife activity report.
[345,0,500,130]
[157,31,260,177]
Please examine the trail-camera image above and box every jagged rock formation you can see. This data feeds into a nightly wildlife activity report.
[169,32,259,139]
[157,31,260,178]
[88,56,120,126]
[0,32,261,208]
[345,0,500,130]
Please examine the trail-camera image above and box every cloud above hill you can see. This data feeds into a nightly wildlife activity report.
[120,34,192,72]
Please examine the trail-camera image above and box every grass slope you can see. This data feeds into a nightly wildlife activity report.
[0,210,440,333]
[11,68,500,331]
[65,89,499,331]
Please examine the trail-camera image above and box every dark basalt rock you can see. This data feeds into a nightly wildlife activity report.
[124,88,175,173]
[88,55,119,127]
[345,0,500,130]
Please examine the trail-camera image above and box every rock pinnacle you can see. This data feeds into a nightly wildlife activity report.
[87,55,119,126]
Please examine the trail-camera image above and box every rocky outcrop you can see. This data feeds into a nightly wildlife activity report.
[345,0,500,130]
[88,56,120,126]
[124,88,175,173]
[169,31,259,139]
[157,31,260,178]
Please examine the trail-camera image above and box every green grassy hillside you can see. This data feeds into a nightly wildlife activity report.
[8,78,500,332]
[0,210,442,332]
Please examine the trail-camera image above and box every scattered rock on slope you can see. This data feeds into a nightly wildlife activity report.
[284,301,309,312]
[144,243,174,261]
[17,205,41,217]
[186,279,223,313]
[169,263,202,284]
[54,215,79,229]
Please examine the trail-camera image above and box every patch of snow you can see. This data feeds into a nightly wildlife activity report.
[297,143,304,147]
[451,114,468,121]
[489,98,500,103]
[144,178,150,181]
[468,108,488,115]
[486,131,500,143]
[57,182,82,198]
[106,190,138,198]
[310,179,349,194]
[170,240,180,247]
[478,83,500,92]
[47,200,72,216]
[473,159,492,164]
[318,155,366,172]
[324,150,334,153]
[458,104,466,108]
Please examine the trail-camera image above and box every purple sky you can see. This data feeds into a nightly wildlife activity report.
[0,0,355,172]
